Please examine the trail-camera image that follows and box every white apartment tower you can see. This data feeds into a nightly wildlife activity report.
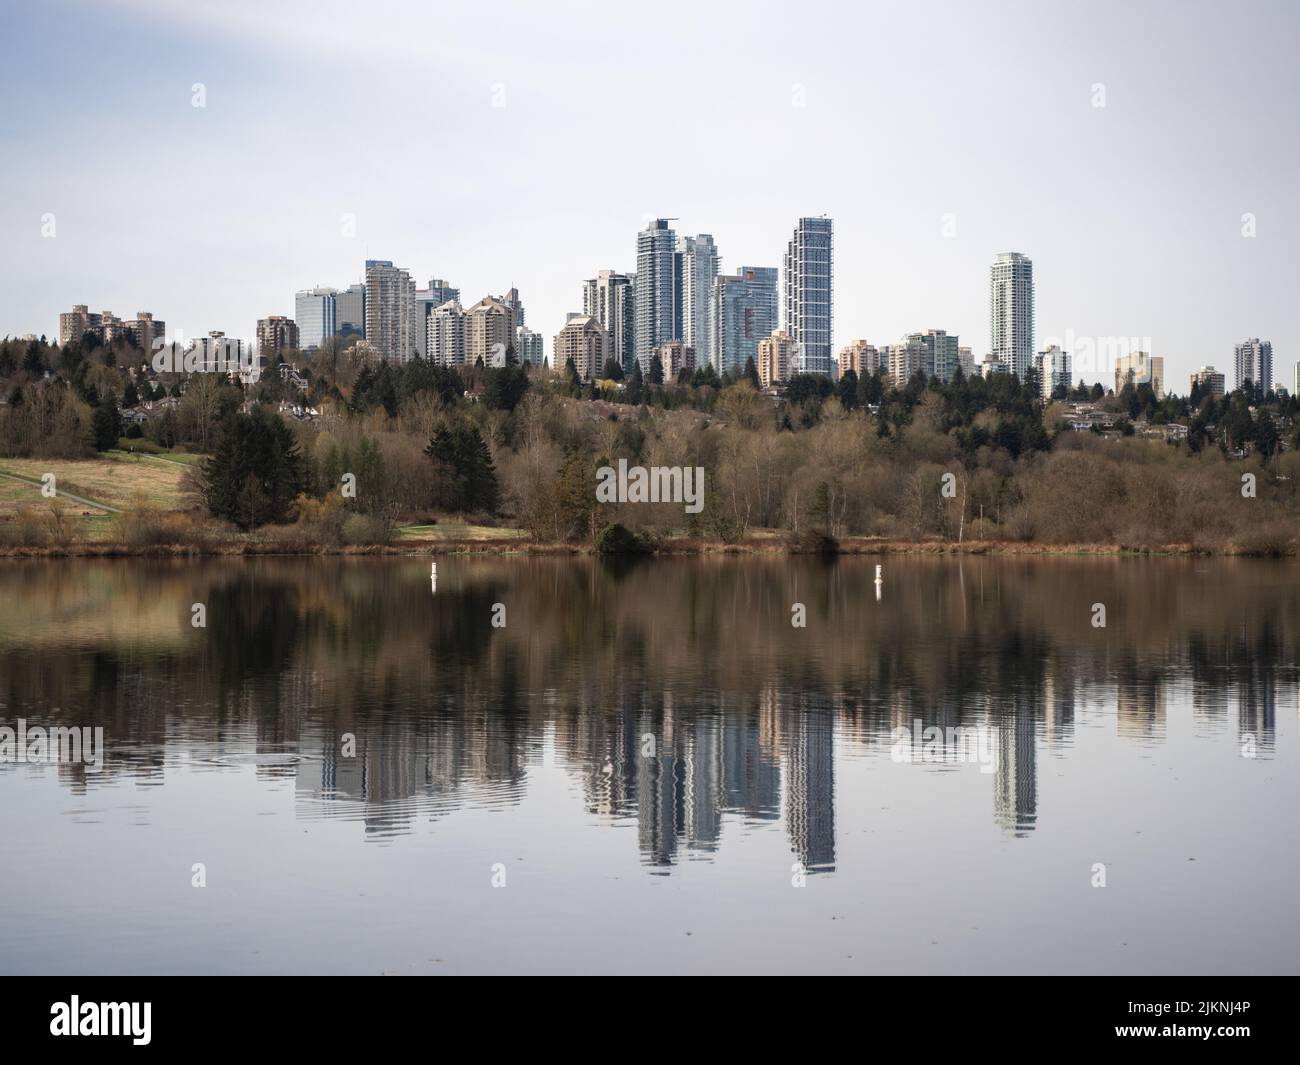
[1234,338,1273,392]
[1036,345,1071,399]
[990,252,1034,378]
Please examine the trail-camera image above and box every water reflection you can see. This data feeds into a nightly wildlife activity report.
[0,556,1294,866]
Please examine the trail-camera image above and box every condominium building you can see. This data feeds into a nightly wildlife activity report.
[256,315,300,359]
[990,252,1034,377]
[294,288,337,350]
[464,296,516,366]
[712,266,778,376]
[903,330,960,381]
[427,301,465,367]
[58,304,100,346]
[413,279,459,359]
[1114,351,1165,398]
[1233,337,1273,392]
[783,217,834,376]
[60,306,165,350]
[651,340,695,382]
[634,218,679,364]
[958,346,975,377]
[758,329,798,389]
[1036,345,1072,399]
[837,339,882,378]
[515,325,543,367]
[496,287,525,328]
[678,235,720,365]
[363,260,416,362]
[1191,365,1226,398]
[887,337,929,385]
[553,314,611,382]
[582,270,635,371]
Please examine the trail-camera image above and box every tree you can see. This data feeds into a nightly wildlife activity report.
[425,423,499,514]
[838,368,859,410]
[92,391,121,451]
[203,407,305,528]
[743,356,761,391]
[626,362,644,405]
[483,363,529,412]
[603,357,624,381]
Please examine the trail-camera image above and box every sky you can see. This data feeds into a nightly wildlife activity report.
[1,0,1297,390]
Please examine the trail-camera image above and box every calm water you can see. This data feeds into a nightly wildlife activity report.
[0,555,1297,975]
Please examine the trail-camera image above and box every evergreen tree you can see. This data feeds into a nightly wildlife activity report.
[203,408,305,528]
[743,356,761,391]
[92,392,120,450]
[425,424,499,514]
[626,362,644,405]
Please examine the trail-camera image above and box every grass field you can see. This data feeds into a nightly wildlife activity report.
[398,521,530,541]
[0,453,191,517]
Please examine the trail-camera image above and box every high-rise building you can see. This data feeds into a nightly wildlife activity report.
[427,301,465,367]
[413,280,458,359]
[363,260,416,362]
[553,314,610,382]
[758,330,798,389]
[634,219,679,364]
[427,279,459,307]
[464,296,515,366]
[677,235,720,364]
[712,266,778,376]
[783,217,834,376]
[515,325,543,367]
[1114,351,1165,398]
[652,340,695,382]
[257,315,300,359]
[1233,338,1273,392]
[990,252,1034,378]
[496,287,525,328]
[1036,345,1071,398]
[958,346,975,377]
[837,340,881,379]
[294,288,337,350]
[903,330,960,381]
[334,283,366,338]
[582,271,635,371]
[1191,366,1226,398]
[58,304,101,347]
[887,337,928,384]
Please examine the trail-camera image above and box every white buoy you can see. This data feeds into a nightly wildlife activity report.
[874,563,882,601]
[431,560,437,593]
[874,564,882,583]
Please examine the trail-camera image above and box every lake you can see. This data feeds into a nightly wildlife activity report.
[0,555,1297,974]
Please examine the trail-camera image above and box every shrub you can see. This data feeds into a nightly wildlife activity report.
[596,522,652,555]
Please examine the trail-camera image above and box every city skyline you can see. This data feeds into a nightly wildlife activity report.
[2,0,1298,388]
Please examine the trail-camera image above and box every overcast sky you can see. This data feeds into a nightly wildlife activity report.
[2,0,1296,388]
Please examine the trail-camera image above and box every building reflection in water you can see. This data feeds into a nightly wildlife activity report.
[0,556,1292,865]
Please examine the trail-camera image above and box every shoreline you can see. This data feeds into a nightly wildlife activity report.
[0,536,1291,560]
